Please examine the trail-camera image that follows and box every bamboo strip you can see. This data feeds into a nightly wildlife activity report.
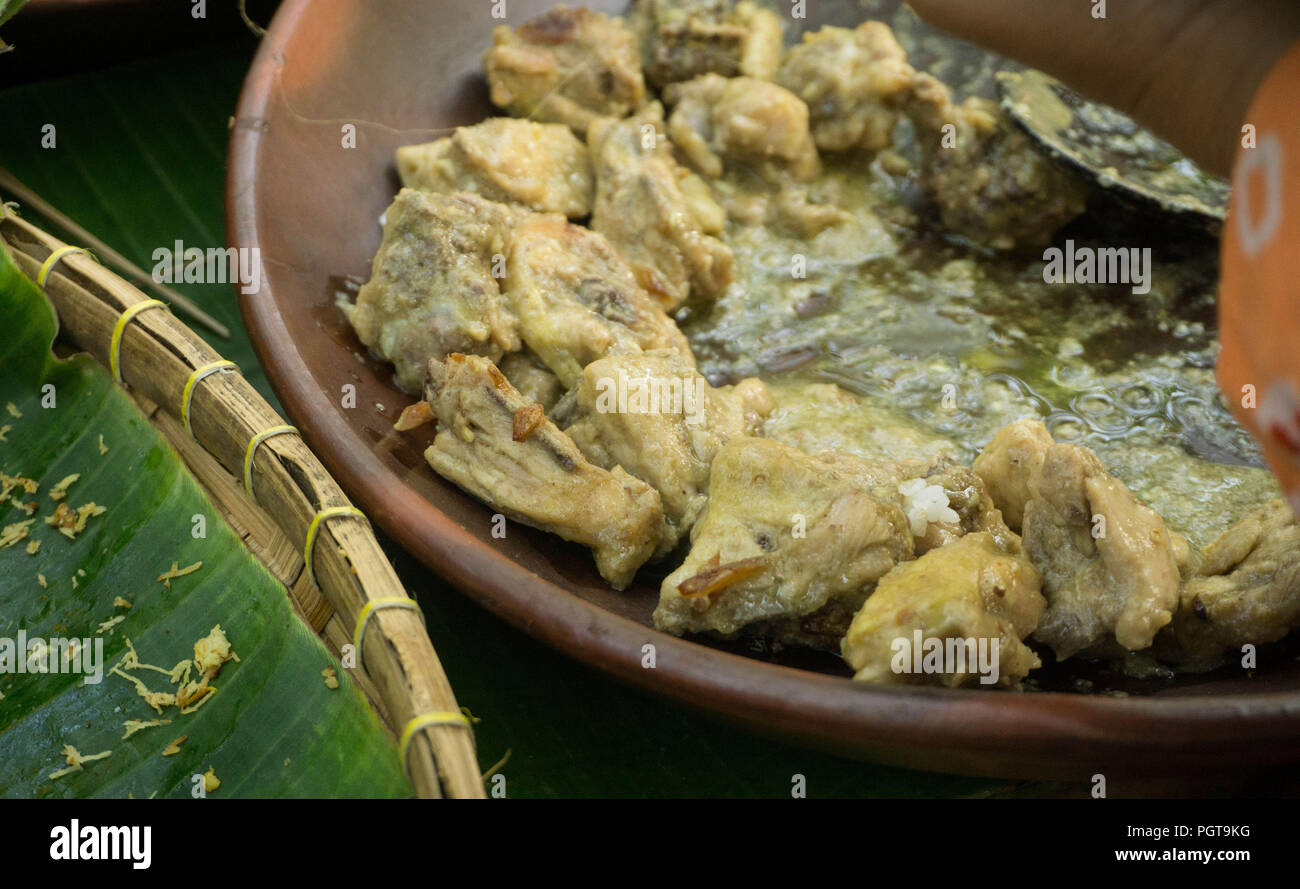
[130,390,336,632]
[132,390,391,731]
[2,210,483,799]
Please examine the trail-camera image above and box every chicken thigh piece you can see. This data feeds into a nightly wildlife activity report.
[503,212,694,387]
[842,532,1045,688]
[632,0,783,88]
[664,74,821,181]
[1166,499,1300,668]
[777,22,915,154]
[483,5,645,135]
[395,118,594,218]
[563,348,774,546]
[346,190,520,393]
[655,438,915,645]
[588,103,733,310]
[423,354,669,589]
[975,421,1186,658]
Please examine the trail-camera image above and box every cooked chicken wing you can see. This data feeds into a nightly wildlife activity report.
[663,74,821,181]
[483,5,645,135]
[504,212,694,386]
[655,438,914,645]
[777,22,914,154]
[396,118,594,218]
[632,0,782,88]
[588,103,733,309]
[563,349,773,546]
[842,533,1045,688]
[906,73,1089,250]
[423,353,669,589]
[347,189,520,392]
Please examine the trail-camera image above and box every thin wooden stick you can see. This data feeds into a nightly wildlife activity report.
[0,169,232,339]
[2,211,484,799]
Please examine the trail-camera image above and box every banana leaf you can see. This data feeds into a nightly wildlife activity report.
[0,0,26,52]
[0,239,412,798]
[0,0,24,27]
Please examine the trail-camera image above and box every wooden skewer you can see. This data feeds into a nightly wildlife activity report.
[0,168,232,339]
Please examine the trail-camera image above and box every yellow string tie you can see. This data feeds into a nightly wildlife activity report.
[180,360,237,438]
[109,299,168,383]
[399,711,474,776]
[304,505,367,590]
[36,245,92,287]
[242,424,297,502]
[351,595,421,669]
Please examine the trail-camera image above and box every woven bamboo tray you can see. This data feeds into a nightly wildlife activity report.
[0,207,484,799]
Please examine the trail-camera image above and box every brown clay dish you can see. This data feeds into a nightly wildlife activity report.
[227,0,1300,781]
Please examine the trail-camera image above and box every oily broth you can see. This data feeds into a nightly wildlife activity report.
[683,155,1278,549]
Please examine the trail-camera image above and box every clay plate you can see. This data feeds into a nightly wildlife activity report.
[227,0,1300,782]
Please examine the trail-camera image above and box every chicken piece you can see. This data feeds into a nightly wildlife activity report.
[1022,441,1181,658]
[347,190,519,392]
[1164,500,1300,668]
[976,420,1185,658]
[842,533,1045,688]
[972,418,1054,533]
[483,6,645,135]
[633,0,783,88]
[907,461,1020,556]
[423,354,668,589]
[798,454,1016,558]
[504,212,694,386]
[563,349,774,546]
[588,104,733,310]
[905,72,1089,250]
[395,118,594,218]
[681,447,1013,651]
[777,22,915,154]
[664,74,821,181]
[498,350,565,412]
[655,438,914,645]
